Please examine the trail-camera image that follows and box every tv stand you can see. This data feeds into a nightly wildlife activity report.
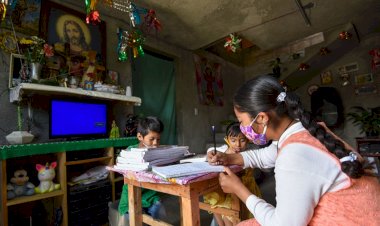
[0,137,138,226]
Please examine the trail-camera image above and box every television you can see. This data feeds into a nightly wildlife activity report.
[50,99,108,139]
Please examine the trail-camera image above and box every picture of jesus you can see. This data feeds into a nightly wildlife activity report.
[56,15,90,55]
[41,1,106,64]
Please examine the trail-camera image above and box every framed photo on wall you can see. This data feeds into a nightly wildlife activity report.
[320,71,333,85]
[9,54,29,88]
[39,0,106,65]
[354,73,373,85]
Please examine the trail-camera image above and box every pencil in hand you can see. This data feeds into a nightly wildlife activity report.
[212,125,216,155]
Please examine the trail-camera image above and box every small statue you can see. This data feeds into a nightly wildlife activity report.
[124,114,138,137]
[35,162,61,194]
[109,120,120,138]
[7,169,35,199]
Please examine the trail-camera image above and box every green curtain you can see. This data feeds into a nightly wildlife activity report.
[132,51,177,144]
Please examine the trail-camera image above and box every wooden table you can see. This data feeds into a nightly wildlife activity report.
[124,174,242,226]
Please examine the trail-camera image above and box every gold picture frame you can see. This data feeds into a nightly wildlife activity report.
[9,53,28,88]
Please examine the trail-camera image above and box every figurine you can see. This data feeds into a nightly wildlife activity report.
[35,162,61,194]
[109,120,120,138]
[7,169,35,199]
[124,114,138,137]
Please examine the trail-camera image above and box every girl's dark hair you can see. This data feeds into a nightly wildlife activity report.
[225,122,243,137]
[233,75,363,178]
[137,116,164,137]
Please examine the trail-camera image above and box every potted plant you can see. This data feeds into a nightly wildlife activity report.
[347,106,380,137]
[19,36,54,81]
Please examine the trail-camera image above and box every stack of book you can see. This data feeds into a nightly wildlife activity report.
[114,145,189,171]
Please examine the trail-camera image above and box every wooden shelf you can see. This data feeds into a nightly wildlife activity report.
[113,176,124,183]
[65,156,112,165]
[9,83,141,105]
[7,190,64,206]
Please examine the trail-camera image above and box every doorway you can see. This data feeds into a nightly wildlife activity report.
[132,50,176,144]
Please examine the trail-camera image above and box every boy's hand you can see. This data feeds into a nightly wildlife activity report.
[207,151,229,165]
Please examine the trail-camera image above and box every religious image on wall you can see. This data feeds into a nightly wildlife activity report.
[194,54,224,106]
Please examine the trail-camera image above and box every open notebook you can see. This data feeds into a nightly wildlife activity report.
[152,162,224,178]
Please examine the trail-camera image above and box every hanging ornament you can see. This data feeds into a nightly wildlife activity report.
[0,3,6,21]
[131,3,142,26]
[299,63,310,71]
[143,9,161,34]
[117,29,129,62]
[338,31,352,40]
[279,80,288,91]
[127,30,145,58]
[369,48,380,71]
[126,1,137,27]
[224,34,242,53]
[319,47,330,56]
[85,0,101,25]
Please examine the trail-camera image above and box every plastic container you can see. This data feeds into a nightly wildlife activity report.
[108,200,129,226]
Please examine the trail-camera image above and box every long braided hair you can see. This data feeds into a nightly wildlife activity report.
[233,75,363,178]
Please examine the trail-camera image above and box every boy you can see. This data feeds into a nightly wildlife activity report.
[118,116,165,219]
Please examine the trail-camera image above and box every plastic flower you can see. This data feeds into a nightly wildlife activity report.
[19,36,54,63]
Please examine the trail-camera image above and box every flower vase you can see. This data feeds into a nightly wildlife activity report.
[30,62,42,81]
[5,131,34,145]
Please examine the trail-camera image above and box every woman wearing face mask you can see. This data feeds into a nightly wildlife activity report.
[208,75,379,226]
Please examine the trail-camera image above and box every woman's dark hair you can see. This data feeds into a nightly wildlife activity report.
[137,116,164,137]
[225,122,243,137]
[233,75,363,178]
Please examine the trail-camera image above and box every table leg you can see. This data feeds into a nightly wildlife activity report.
[128,184,143,226]
[180,195,200,226]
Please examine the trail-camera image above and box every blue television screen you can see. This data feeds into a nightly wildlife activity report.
[50,100,108,138]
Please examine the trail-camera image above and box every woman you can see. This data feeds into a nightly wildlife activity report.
[208,75,379,226]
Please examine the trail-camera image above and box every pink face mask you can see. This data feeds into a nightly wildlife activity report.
[239,115,268,145]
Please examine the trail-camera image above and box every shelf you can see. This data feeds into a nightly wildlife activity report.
[65,156,112,165]
[113,176,124,183]
[7,189,64,206]
[9,83,141,105]
[0,137,138,160]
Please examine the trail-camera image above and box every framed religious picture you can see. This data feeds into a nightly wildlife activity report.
[39,0,106,66]
[3,0,42,35]
[320,71,333,85]
[194,54,224,106]
[9,54,29,88]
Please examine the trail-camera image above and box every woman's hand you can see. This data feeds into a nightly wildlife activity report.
[219,167,244,194]
[207,151,229,165]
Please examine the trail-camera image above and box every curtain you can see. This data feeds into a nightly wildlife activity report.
[132,51,176,144]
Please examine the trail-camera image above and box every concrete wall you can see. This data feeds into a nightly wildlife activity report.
[243,33,380,147]
[296,34,380,147]
[0,1,245,152]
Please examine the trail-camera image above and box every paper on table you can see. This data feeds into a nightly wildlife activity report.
[152,162,224,178]
[179,154,207,163]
